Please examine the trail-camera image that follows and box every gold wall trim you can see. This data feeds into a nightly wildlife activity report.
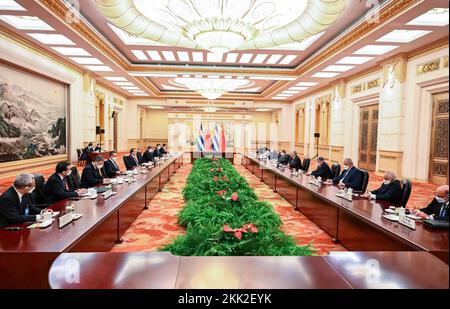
[0,155,69,179]
[417,58,441,75]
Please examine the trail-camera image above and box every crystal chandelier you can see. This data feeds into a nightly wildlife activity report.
[96,0,346,53]
[174,77,249,100]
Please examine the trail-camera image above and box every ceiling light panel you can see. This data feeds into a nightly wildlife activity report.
[114,82,135,86]
[162,51,176,61]
[0,15,54,30]
[0,0,26,11]
[289,87,308,91]
[132,50,148,61]
[84,65,113,72]
[70,57,103,65]
[51,47,91,56]
[406,8,449,27]
[323,65,355,72]
[354,45,399,55]
[226,53,239,63]
[252,54,268,64]
[337,56,374,64]
[280,55,297,65]
[312,72,340,78]
[376,30,432,43]
[147,50,162,61]
[192,52,203,62]
[207,52,223,62]
[296,82,318,87]
[266,54,283,65]
[239,54,253,63]
[27,33,75,45]
[105,77,128,82]
[177,51,190,62]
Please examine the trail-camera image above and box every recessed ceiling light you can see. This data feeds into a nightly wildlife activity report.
[133,93,148,96]
[208,75,220,79]
[182,74,190,78]
[129,90,145,93]
[249,76,296,81]
[121,86,140,90]
[323,65,355,72]
[148,106,165,109]
[114,82,134,86]
[0,15,54,30]
[129,73,178,77]
[265,31,325,51]
[104,77,128,82]
[273,97,288,100]
[177,51,190,62]
[255,108,271,112]
[253,54,268,64]
[84,65,113,72]
[266,54,283,65]
[162,51,176,61]
[27,33,75,45]
[70,57,103,65]
[354,45,399,55]
[407,8,449,26]
[280,55,297,65]
[195,75,203,78]
[289,87,308,91]
[224,76,233,79]
[207,52,223,62]
[337,56,374,64]
[377,30,432,43]
[282,91,300,94]
[312,72,340,78]
[147,50,162,61]
[278,93,293,97]
[239,54,253,63]
[51,47,91,56]
[296,82,318,87]
[132,50,148,61]
[226,53,239,63]
[192,52,203,62]
[0,0,26,11]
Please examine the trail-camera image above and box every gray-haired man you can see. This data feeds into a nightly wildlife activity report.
[0,174,43,227]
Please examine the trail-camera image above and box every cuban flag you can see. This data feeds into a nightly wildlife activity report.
[212,124,220,152]
[197,124,205,151]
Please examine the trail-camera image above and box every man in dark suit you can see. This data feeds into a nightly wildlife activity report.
[414,185,449,221]
[44,162,87,204]
[80,142,94,161]
[333,158,364,191]
[161,144,168,155]
[278,150,290,165]
[104,151,122,178]
[154,144,163,158]
[81,156,108,188]
[362,171,402,204]
[136,148,144,164]
[310,156,333,180]
[124,148,140,170]
[143,146,155,163]
[289,151,302,171]
[0,174,43,227]
[94,144,101,151]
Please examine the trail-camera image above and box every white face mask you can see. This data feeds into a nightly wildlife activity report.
[97,164,103,170]
[112,157,117,161]
[435,196,447,204]
[343,165,349,170]
[28,187,35,194]
[383,180,390,185]
[66,170,72,177]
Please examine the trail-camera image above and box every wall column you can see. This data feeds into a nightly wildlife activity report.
[330,81,346,164]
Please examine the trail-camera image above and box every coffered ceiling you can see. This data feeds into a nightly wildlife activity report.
[0,0,448,102]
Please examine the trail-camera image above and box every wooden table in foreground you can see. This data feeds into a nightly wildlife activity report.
[242,155,449,263]
[0,154,183,289]
[48,251,448,289]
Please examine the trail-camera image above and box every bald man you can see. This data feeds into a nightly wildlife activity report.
[414,185,449,221]
[362,171,402,204]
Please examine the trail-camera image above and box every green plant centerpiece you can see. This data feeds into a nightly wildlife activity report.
[162,157,316,256]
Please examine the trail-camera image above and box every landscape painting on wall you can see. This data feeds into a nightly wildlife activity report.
[0,62,67,163]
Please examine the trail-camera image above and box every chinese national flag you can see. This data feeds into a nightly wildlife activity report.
[205,131,212,151]
[220,125,226,152]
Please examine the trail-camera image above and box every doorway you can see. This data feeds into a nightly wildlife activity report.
[359,104,379,171]
[429,92,449,185]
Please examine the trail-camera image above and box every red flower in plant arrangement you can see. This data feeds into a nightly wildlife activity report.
[231,192,239,201]
[223,223,258,239]
[217,190,227,198]
[222,176,228,181]
[214,176,219,181]
[210,168,215,172]
[218,168,223,172]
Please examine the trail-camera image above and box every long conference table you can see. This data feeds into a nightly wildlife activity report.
[0,154,183,289]
[243,155,449,263]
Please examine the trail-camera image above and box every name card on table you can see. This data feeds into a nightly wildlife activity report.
[58,214,73,229]
[399,214,416,230]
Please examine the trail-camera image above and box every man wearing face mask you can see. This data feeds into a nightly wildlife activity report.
[104,151,122,178]
[124,148,140,170]
[81,156,109,188]
[45,162,87,204]
[0,174,43,227]
[278,150,290,165]
[333,158,364,191]
[413,185,449,221]
[362,171,402,204]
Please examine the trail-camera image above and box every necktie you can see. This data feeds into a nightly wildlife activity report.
[439,203,448,217]
[341,168,351,182]
[64,178,69,191]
